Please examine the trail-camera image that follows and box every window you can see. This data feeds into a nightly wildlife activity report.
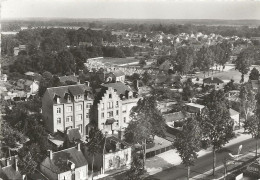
[76,104,82,111]
[124,117,126,123]
[116,110,119,115]
[107,102,113,109]
[75,95,81,99]
[67,96,71,102]
[101,113,104,118]
[86,113,89,118]
[77,114,83,121]
[57,118,61,124]
[86,103,92,108]
[107,111,113,117]
[116,101,119,107]
[66,116,72,122]
[77,124,82,133]
[109,159,113,167]
[109,94,112,98]
[67,106,72,112]
[57,107,61,113]
[101,103,104,110]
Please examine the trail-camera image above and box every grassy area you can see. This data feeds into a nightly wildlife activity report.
[99,57,138,65]
[195,68,249,83]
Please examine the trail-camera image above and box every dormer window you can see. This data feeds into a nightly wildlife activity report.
[109,94,112,98]
[67,95,71,102]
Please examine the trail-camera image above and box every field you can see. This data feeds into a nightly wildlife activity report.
[194,64,258,83]
[99,57,138,66]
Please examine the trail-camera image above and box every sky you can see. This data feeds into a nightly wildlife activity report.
[1,0,260,20]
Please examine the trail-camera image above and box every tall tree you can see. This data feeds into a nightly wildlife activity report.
[235,49,254,83]
[249,67,260,81]
[239,83,256,124]
[196,46,214,77]
[176,46,195,75]
[174,117,201,180]
[126,151,145,180]
[200,90,234,175]
[244,115,260,157]
[87,128,104,179]
[131,96,165,139]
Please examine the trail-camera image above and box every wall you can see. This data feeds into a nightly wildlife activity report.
[104,147,131,172]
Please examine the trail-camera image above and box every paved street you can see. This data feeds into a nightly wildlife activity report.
[146,138,258,180]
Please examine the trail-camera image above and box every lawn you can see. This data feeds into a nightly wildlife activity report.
[194,65,260,83]
[99,57,139,65]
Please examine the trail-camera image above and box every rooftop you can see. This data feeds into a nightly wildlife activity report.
[185,103,205,109]
[203,77,224,84]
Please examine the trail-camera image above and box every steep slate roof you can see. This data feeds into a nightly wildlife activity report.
[203,77,224,84]
[229,108,239,116]
[43,147,88,174]
[46,84,92,104]
[102,82,134,96]
[0,166,23,180]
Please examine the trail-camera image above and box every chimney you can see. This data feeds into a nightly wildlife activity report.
[85,81,90,87]
[211,76,213,81]
[22,175,26,180]
[77,143,81,151]
[15,157,19,171]
[57,97,60,104]
[118,130,122,140]
[6,158,10,166]
[47,150,53,160]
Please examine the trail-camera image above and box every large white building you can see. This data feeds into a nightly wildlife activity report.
[93,82,140,135]
[42,84,93,136]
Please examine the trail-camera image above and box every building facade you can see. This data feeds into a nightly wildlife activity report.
[42,84,93,136]
[94,82,139,135]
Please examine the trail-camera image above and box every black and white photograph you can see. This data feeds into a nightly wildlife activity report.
[0,0,260,179]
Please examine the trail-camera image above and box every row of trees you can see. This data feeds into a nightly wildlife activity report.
[157,41,232,76]
[8,44,141,75]
[175,90,234,179]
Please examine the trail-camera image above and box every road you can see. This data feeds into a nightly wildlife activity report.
[145,138,257,180]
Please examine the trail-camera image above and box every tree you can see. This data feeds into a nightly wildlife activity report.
[142,71,151,85]
[131,97,165,139]
[18,144,40,175]
[235,49,253,83]
[38,71,53,97]
[126,152,145,180]
[1,122,26,149]
[196,46,214,77]
[124,116,151,169]
[139,59,146,67]
[239,83,255,124]
[56,50,76,75]
[87,128,104,179]
[182,79,194,102]
[244,115,260,157]
[200,90,234,175]
[174,117,201,180]
[224,79,238,93]
[249,67,260,81]
[176,46,195,75]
